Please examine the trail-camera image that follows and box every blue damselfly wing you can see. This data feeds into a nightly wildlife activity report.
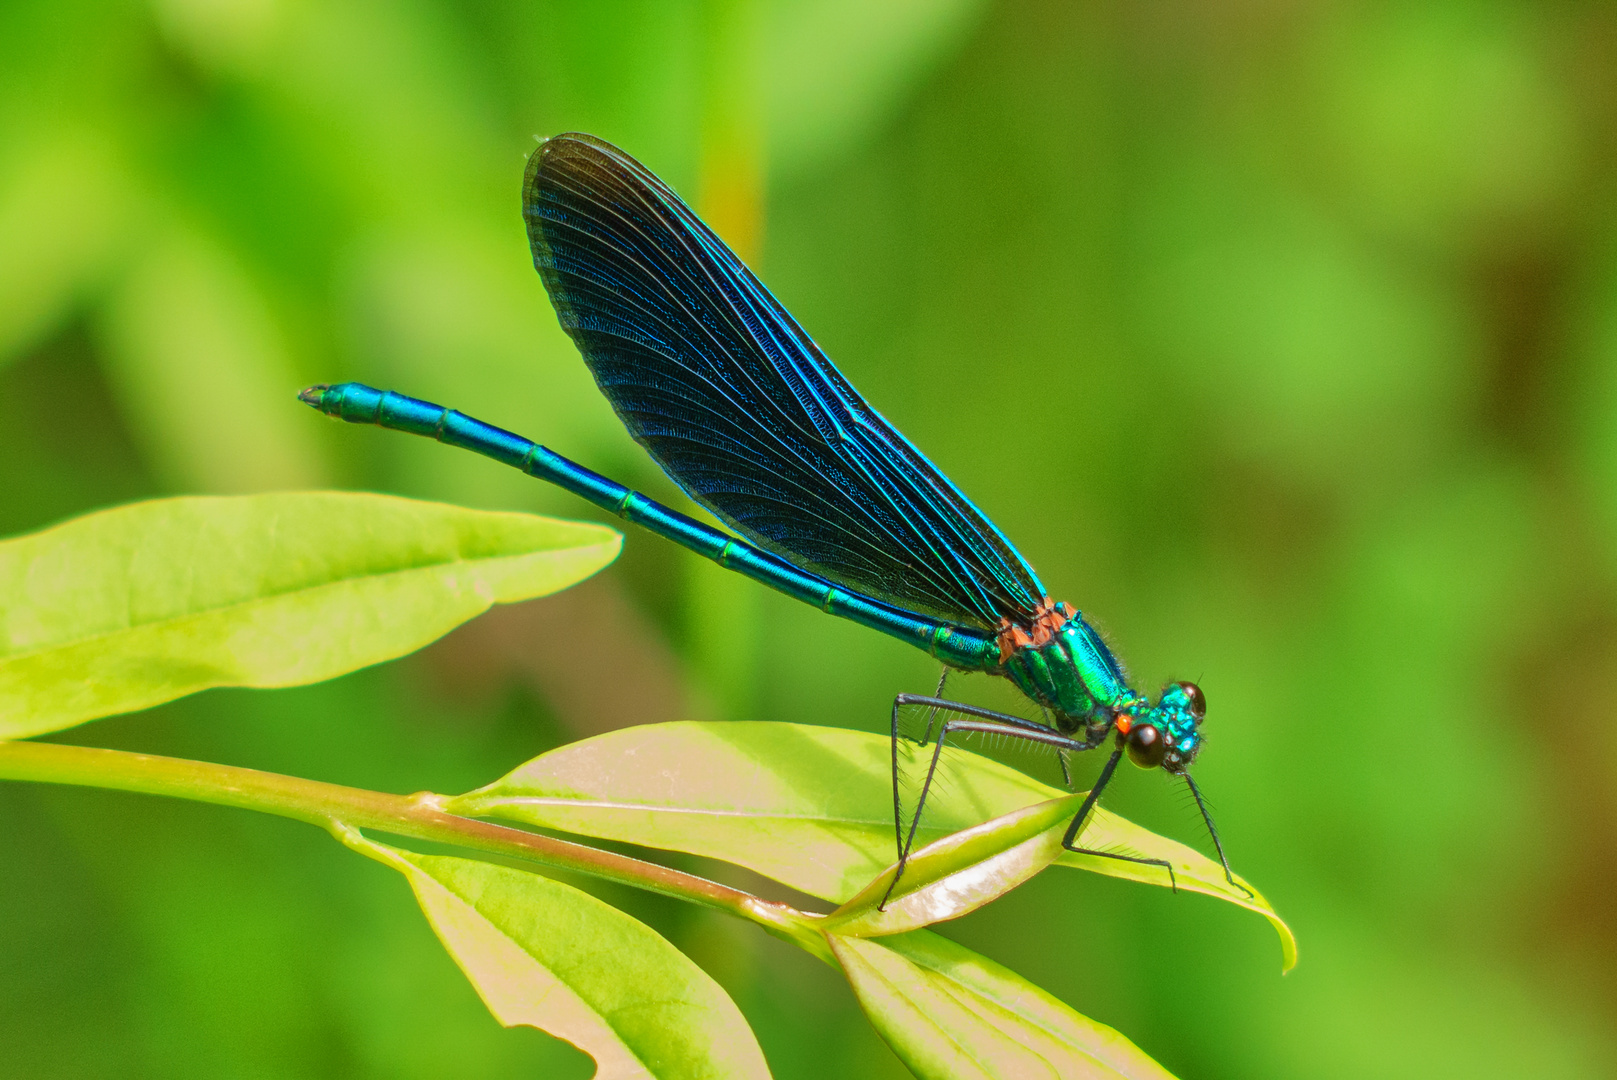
[524,133,1046,631]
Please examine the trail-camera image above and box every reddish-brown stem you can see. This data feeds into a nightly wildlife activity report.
[0,739,826,957]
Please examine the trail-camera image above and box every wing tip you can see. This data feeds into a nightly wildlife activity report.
[524,132,636,209]
[530,132,620,171]
[526,131,585,179]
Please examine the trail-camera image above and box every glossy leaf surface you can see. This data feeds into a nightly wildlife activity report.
[828,930,1177,1080]
[451,721,1295,969]
[824,794,1083,936]
[347,834,770,1080]
[0,493,620,737]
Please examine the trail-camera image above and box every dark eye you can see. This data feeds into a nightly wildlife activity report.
[1125,724,1166,769]
[1174,680,1206,720]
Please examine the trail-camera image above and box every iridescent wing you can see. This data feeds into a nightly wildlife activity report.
[523,133,1045,630]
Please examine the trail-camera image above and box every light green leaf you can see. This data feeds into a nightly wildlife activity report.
[342,831,770,1080]
[0,492,620,737]
[827,930,1177,1080]
[450,721,1296,971]
[824,794,1082,937]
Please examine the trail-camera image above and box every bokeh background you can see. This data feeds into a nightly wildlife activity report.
[5,1,1617,1076]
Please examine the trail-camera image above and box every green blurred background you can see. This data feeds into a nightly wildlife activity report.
[4,0,1617,1076]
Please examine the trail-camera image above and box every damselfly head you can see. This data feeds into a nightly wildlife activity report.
[1117,681,1206,773]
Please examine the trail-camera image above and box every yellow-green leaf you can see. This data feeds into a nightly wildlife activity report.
[344,833,769,1080]
[0,492,619,737]
[828,930,1177,1080]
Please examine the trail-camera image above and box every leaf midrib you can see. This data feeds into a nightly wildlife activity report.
[474,795,950,829]
[0,543,607,665]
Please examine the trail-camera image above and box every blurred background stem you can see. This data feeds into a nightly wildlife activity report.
[685,0,766,723]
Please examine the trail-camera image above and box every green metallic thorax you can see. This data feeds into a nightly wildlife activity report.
[1001,615,1133,733]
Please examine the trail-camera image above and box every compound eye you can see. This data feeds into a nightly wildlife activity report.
[1174,680,1206,720]
[1125,723,1166,769]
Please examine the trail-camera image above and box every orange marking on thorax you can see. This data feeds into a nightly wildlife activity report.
[995,597,1075,664]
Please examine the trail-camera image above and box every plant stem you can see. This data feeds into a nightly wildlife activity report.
[0,739,827,957]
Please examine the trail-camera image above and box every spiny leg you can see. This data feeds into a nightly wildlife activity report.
[891,695,1002,871]
[1185,772,1252,898]
[889,693,907,860]
[889,695,1067,863]
[889,717,955,905]
[919,667,951,745]
[883,699,1093,909]
[891,670,955,857]
[1041,708,1072,787]
[1060,748,1179,892]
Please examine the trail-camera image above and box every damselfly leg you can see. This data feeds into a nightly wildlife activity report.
[1185,772,1251,897]
[883,694,1158,908]
[1059,747,1178,892]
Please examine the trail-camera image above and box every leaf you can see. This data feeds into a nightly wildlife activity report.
[824,794,1083,937]
[0,493,620,737]
[451,721,1296,971]
[827,930,1177,1080]
[450,720,1005,900]
[342,831,770,1080]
